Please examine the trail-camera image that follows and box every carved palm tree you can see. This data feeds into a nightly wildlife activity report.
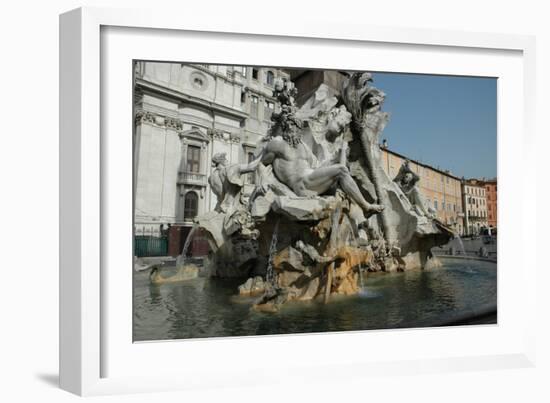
[341,72,397,246]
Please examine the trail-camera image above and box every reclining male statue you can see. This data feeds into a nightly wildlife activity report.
[253,105,384,219]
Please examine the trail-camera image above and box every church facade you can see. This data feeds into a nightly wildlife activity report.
[133,62,289,253]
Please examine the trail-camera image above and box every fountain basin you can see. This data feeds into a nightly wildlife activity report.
[133,258,496,341]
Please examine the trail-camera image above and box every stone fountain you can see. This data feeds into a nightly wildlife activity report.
[188,72,453,312]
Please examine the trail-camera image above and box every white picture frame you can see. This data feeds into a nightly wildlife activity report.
[60,7,537,396]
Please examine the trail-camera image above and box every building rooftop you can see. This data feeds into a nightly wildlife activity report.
[464,177,497,186]
[382,146,462,181]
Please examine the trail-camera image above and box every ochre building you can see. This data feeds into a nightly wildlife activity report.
[380,147,465,235]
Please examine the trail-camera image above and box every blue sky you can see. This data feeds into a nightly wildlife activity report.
[371,72,497,179]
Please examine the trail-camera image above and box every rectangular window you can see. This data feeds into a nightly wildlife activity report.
[434,200,438,210]
[265,100,274,119]
[266,71,274,86]
[186,145,201,173]
[252,68,259,80]
[246,152,255,184]
[250,95,259,118]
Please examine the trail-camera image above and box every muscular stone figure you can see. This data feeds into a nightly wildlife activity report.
[209,152,262,213]
[257,114,384,218]
[393,160,435,218]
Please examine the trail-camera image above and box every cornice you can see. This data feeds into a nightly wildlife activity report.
[207,128,241,144]
[136,78,249,121]
[136,108,246,145]
[135,110,183,131]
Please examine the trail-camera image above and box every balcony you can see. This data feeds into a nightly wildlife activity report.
[178,171,207,186]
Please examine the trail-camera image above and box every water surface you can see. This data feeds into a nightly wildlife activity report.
[133,258,496,341]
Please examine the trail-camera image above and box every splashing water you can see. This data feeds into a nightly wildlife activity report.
[176,224,199,268]
[451,234,476,273]
[265,219,280,285]
[348,227,366,291]
[454,234,467,256]
[358,266,365,288]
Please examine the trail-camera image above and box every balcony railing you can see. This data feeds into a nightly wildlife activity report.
[178,171,207,185]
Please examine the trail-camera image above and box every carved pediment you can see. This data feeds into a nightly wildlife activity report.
[179,128,210,143]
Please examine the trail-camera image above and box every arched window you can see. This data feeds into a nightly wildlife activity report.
[184,192,199,221]
[266,71,274,85]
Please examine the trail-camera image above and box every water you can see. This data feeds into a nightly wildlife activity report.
[133,259,496,341]
[265,219,280,284]
[347,228,365,291]
[453,235,467,256]
[176,224,198,267]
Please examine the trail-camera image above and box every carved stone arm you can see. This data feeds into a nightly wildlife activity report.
[298,242,335,264]
[239,145,271,174]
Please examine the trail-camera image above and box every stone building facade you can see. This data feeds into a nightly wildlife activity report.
[380,148,465,235]
[483,179,497,229]
[133,62,289,253]
[462,179,489,235]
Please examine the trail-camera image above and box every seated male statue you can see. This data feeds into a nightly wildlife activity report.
[209,152,261,213]
[393,160,435,218]
[255,105,384,219]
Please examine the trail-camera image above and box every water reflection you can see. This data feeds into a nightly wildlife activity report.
[133,259,496,341]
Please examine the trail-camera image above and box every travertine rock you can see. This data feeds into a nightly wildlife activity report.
[272,196,337,221]
[238,276,267,296]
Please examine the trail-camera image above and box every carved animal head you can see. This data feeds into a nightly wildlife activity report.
[341,72,379,120]
[365,88,386,111]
